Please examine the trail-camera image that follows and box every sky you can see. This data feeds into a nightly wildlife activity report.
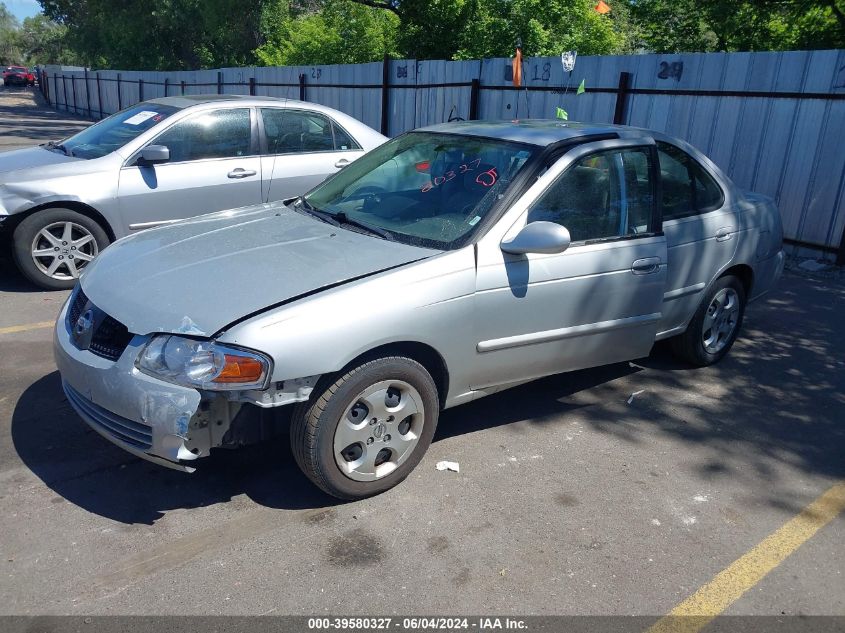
[5,0,41,22]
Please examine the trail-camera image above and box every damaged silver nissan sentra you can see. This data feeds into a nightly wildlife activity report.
[54,120,784,499]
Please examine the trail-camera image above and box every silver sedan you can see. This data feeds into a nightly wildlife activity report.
[54,120,784,499]
[0,95,387,289]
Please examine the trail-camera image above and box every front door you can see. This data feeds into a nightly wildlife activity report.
[472,139,668,389]
[117,108,262,232]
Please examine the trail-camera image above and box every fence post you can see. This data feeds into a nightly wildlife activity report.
[84,69,92,118]
[381,54,390,135]
[42,71,50,105]
[217,71,223,94]
[181,80,186,96]
[96,72,103,118]
[837,228,845,266]
[164,77,169,97]
[71,75,78,114]
[469,78,480,120]
[138,78,144,102]
[117,73,122,110]
[61,75,67,110]
[613,71,631,125]
[249,77,256,96]
[299,73,306,101]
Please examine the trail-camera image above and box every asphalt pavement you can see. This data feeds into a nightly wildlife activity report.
[0,88,843,620]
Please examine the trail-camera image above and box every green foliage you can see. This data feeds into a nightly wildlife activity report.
[631,0,845,52]
[255,0,399,65]
[39,0,265,70]
[17,14,82,65]
[453,0,622,59]
[6,0,841,70]
[0,2,22,65]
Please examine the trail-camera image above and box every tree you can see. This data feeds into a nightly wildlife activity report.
[15,14,81,65]
[630,0,845,52]
[39,0,267,70]
[255,0,399,65]
[0,2,22,65]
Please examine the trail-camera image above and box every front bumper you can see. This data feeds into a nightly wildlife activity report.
[53,297,203,471]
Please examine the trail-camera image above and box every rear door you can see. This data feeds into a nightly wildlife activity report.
[472,138,668,389]
[656,141,738,336]
[117,107,262,232]
[258,107,366,202]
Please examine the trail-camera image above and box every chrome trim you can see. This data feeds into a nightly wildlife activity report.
[477,312,663,353]
[128,218,185,230]
[663,282,706,301]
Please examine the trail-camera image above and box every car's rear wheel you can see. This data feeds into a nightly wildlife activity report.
[290,356,439,500]
[12,208,110,290]
[670,275,746,366]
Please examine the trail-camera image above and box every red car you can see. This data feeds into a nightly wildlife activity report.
[2,66,35,87]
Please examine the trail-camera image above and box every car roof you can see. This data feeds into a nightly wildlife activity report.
[145,94,302,109]
[417,119,640,147]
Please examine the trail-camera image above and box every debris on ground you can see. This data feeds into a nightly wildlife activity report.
[435,460,460,473]
[627,390,645,404]
[797,259,830,272]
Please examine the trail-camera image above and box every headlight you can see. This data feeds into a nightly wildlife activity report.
[136,335,271,391]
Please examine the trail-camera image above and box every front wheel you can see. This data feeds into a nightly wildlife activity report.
[670,275,746,366]
[290,356,440,500]
[12,208,110,290]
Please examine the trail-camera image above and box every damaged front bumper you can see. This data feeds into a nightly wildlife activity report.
[54,298,205,472]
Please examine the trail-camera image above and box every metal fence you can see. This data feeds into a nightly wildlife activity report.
[43,50,845,262]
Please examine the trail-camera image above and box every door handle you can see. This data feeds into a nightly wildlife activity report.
[227,168,257,179]
[631,257,661,275]
[715,226,734,242]
[334,159,350,169]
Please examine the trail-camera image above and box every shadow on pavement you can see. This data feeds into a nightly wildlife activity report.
[10,274,845,524]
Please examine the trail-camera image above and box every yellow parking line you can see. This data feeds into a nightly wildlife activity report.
[647,481,845,633]
[0,320,54,335]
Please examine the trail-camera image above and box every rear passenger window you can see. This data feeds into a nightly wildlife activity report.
[527,148,655,242]
[657,142,723,221]
[261,108,360,154]
[332,122,360,151]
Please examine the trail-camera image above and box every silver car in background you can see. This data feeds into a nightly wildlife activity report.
[0,95,387,289]
[54,120,784,500]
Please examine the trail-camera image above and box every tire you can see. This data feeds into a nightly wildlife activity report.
[291,356,440,500]
[12,208,110,290]
[670,275,746,367]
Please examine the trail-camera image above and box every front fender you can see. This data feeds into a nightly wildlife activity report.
[216,248,478,406]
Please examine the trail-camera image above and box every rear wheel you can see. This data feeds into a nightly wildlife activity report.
[290,356,439,500]
[12,208,110,290]
[670,275,746,366]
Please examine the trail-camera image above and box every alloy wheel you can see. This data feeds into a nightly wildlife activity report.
[30,221,98,280]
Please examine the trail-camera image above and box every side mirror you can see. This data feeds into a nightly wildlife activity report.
[138,145,170,165]
[501,221,571,255]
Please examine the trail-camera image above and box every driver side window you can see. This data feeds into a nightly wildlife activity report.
[527,148,654,243]
[151,108,251,163]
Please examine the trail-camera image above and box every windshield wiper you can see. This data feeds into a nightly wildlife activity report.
[44,140,72,156]
[334,211,392,240]
[294,197,392,240]
[293,196,341,228]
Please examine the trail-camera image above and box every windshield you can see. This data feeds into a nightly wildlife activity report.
[304,132,537,249]
[56,103,180,160]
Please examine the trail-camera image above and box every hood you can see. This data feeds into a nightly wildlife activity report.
[80,204,439,336]
[0,146,80,177]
